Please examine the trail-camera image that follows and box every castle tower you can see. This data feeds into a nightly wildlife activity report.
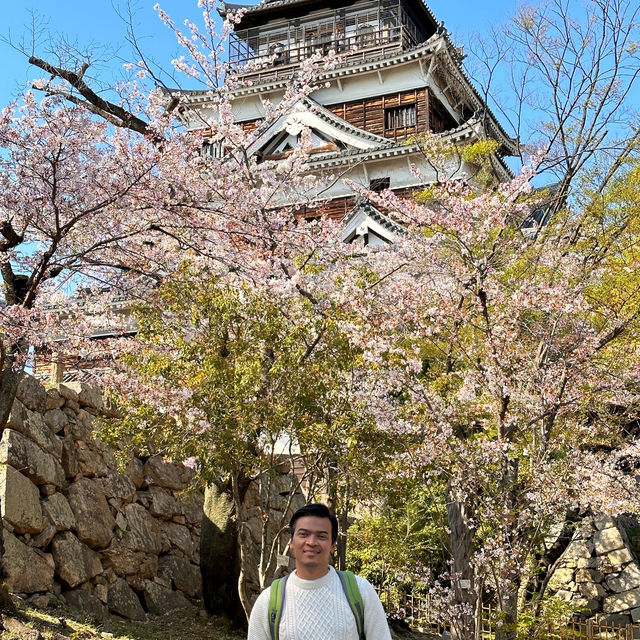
[182,0,517,244]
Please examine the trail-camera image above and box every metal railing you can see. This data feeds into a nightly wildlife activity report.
[228,24,419,83]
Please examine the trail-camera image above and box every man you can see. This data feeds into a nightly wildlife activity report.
[247,503,392,640]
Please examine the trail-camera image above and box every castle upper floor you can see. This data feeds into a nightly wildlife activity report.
[219,0,439,78]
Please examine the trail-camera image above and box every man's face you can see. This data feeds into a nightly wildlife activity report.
[290,515,336,579]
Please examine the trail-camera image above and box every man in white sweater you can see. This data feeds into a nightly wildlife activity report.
[247,503,392,640]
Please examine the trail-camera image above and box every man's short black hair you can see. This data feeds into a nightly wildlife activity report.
[289,503,338,544]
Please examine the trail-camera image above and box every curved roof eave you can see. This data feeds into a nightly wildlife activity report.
[219,0,440,33]
[305,120,480,169]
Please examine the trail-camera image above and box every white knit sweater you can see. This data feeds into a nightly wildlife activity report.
[247,567,392,640]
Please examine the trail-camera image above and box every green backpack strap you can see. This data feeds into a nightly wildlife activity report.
[337,570,366,640]
[268,574,288,640]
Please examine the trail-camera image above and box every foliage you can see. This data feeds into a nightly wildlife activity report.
[511,595,575,640]
[346,485,447,586]
[100,266,368,484]
[99,262,395,615]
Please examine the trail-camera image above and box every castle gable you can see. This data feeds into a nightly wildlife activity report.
[249,97,393,159]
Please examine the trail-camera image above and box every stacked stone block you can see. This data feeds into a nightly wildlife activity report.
[549,515,640,625]
[0,375,203,620]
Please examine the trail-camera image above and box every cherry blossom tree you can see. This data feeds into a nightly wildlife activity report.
[344,150,640,639]
[0,90,189,427]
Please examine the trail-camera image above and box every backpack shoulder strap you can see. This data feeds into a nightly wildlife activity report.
[337,570,366,640]
[268,574,288,640]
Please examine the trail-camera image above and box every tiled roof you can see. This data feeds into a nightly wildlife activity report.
[219,0,439,27]
[304,118,482,169]
[176,33,516,155]
[343,198,406,235]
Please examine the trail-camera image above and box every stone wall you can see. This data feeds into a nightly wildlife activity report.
[0,375,203,621]
[550,515,640,625]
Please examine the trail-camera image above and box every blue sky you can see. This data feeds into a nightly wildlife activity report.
[1,0,522,104]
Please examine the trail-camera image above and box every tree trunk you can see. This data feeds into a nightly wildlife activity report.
[200,484,245,625]
[523,508,584,615]
[335,477,350,571]
[446,482,477,640]
[496,573,521,640]
[231,471,258,623]
[495,457,521,640]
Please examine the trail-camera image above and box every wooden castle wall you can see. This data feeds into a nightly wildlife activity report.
[325,88,428,140]
[298,186,419,221]
[234,88,457,141]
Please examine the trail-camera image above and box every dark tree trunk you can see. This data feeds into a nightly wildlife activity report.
[496,573,521,640]
[523,508,585,617]
[200,484,245,626]
[335,478,350,571]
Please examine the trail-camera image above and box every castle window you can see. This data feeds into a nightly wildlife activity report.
[370,177,390,192]
[385,104,417,130]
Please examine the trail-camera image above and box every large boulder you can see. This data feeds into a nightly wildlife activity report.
[51,531,103,588]
[594,527,626,555]
[43,408,68,434]
[102,471,136,503]
[158,555,202,597]
[42,492,76,531]
[65,589,108,621]
[75,441,109,477]
[15,375,47,413]
[606,565,640,593]
[182,495,204,526]
[61,436,79,478]
[18,409,64,460]
[143,456,187,491]
[6,398,27,430]
[142,580,190,615]
[45,388,66,410]
[107,578,146,621]
[124,458,144,489]
[32,521,57,549]
[0,463,43,534]
[67,477,114,548]
[603,588,640,614]
[2,529,54,593]
[60,382,103,412]
[56,383,79,404]
[0,429,65,487]
[121,503,162,554]
[102,542,158,578]
[148,486,179,519]
[162,522,194,558]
